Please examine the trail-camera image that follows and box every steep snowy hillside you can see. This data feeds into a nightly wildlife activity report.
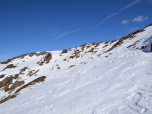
[0,24,152,114]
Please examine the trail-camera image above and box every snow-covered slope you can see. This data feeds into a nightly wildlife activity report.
[0,24,152,114]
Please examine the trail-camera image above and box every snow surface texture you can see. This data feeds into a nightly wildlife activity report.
[0,26,152,114]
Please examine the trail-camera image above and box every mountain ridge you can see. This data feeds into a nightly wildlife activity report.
[0,23,152,114]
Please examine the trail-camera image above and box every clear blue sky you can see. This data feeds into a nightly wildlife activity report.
[0,0,152,62]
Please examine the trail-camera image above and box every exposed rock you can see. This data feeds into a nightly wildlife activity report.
[94,43,100,47]
[0,76,46,104]
[127,39,142,49]
[63,59,66,61]
[86,45,91,49]
[44,53,52,64]
[69,56,75,59]
[68,65,75,69]
[0,54,28,64]
[21,67,28,72]
[0,94,18,104]
[4,80,25,92]
[80,43,87,51]
[61,49,68,54]
[88,48,94,53]
[145,23,152,28]
[141,46,147,50]
[4,85,10,92]
[13,74,19,79]
[37,61,45,66]
[10,81,25,91]
[0,76,13,88]
[37,53,52,66]
[0,52,47,64]
[27,69,39,76]
[57,67,61,69]
[2,64,17,71]
[106,30,144,52]
[15,76,46,93]
[0,74,5,78]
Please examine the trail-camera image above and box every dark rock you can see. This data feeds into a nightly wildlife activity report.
[0,74,5,78]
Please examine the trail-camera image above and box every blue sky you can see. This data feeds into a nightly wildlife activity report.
[0,0,152,62]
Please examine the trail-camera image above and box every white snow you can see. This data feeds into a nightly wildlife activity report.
[0,25,152,114]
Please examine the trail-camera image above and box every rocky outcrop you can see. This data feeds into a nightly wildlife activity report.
[68,65,75,69]
[19,67,28,75]
[44,53,52,64]
[0,54,28,64]
[13,74,19,79]
[15,76,46,93]
[0,74,5,78]
[0,94,18,104]
[0,74,24,92]
[2,64,17,71]
[0,76,13,88]
[20,67,28,72]
[9,81,25,91]
[106,23,152,53]
[0,52,47,64]
[27,69,39,76]
[145,23,152,28]
[106,29,144,53]
[37,53,52,66]
[61,49,68,54]
[0,76,46,104]
[4,80,25,92]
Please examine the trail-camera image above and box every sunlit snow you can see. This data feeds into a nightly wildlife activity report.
[0,26,152,114]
